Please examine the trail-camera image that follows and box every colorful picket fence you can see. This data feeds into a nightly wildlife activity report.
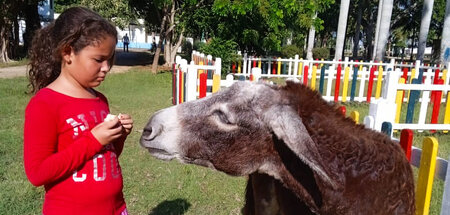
[178,54,450,132]
[364,69,450,132]
[172,55,227,104]
[234,54,450,104]
[175,53,450,132]
[381,128,449,215]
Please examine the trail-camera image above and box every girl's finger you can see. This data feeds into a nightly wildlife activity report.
[118,113,130,120]
[119,119,133,124]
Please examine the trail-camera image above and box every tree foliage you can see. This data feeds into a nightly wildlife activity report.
[54,0,135,29]
[184,0,334,56]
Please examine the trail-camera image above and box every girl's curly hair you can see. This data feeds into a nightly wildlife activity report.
[27,7,118,94]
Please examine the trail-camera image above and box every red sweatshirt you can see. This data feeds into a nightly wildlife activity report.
[24,88,127,215]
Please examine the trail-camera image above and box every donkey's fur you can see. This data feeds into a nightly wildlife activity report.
[140,81,414,214]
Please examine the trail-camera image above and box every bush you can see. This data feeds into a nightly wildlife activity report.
[182,40,193,55]
[193,41,206,52]
[181,40,193,62]
[312,47,330,60]
[280,45,302,58]
[199,38,239,76]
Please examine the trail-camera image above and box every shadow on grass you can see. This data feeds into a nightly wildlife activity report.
[148,198,191,215]
[114,49,167,67]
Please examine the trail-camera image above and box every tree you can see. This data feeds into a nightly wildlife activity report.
[129,0,187,73]
[440,0,450,65]
[306,13,317,60]
[374,0,393,61]
[372,0,383,60]
[335,0,350,60]
[352,0,364,59]
[417,0,435,61]
[55,0,135,29]
[23,1,41,52]
[128,0,334,73]
[306,23,316,59]
[80,0,135,29]
[0,0,24,63]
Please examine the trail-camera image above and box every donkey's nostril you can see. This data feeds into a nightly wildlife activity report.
[143,125,162,141]
[142,127,153,140]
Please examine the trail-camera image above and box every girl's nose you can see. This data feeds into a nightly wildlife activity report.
[101,60,111,72]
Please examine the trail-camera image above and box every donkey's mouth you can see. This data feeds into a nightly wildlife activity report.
[146,147,177,161]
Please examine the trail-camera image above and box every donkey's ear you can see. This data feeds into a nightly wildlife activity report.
[263,105,338,189]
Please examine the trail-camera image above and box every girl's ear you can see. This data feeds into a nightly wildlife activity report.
[61,46,73,65]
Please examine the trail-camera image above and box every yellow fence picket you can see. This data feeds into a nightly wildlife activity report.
[416,137,439,215]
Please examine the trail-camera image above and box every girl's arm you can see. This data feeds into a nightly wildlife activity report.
[23,99,103,187]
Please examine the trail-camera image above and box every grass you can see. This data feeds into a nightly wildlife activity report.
[0,58,29,68]
[0,70,448,214]
[0,70,246,215]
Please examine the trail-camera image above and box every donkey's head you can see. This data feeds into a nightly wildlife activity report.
[140,81,335,188]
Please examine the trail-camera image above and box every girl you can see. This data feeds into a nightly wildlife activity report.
[24,7,133,215]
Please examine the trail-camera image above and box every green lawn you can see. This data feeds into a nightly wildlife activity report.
[0,71,246,215]
[0,70,448,214]
[0,58,29,68]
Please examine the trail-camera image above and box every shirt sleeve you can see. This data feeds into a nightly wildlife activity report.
[23,98,104,187]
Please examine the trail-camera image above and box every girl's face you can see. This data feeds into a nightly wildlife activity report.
[65,35,116,88]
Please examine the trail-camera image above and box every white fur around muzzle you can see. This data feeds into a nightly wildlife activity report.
[140,106,182,161]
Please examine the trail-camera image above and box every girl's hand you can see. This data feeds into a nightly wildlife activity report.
[91,118,123,146]
[118,113,133,136]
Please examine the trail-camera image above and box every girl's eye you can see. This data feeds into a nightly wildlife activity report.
[95,59,103,63]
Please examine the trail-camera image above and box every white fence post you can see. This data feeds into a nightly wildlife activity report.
[224,74,234,87]
[186,61,197,102]
[293,55,299,77]
[252,67,262,81]
[177,59,188,105]
[364,115,374,129]
[215,58,222,75]
[247,56,252,77]
[358,67,367,102]
[382,68,400,102]
[243,53,247,76]
[288,58,292,76]
[415,60,421,79]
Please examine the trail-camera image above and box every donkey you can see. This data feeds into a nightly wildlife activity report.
[140,81,415,214]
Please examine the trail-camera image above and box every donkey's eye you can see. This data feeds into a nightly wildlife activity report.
[213,110,234,125]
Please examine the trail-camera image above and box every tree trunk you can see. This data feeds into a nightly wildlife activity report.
[440,0,450,65]
[12,16,19,59]
[334,0,350,60]
[417,0,435,61]
[164,33,171,66]
[0,25,10,63]
[375,0,393,61]
[23,2,41,52]
[410,30,415,61]
[322,34,329,48]
[306,13,317,60]
[372,0,383,60]
[352,0,363,59]
[151,7,168,74]
[365,1,375,59]
[170,31,184,64]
